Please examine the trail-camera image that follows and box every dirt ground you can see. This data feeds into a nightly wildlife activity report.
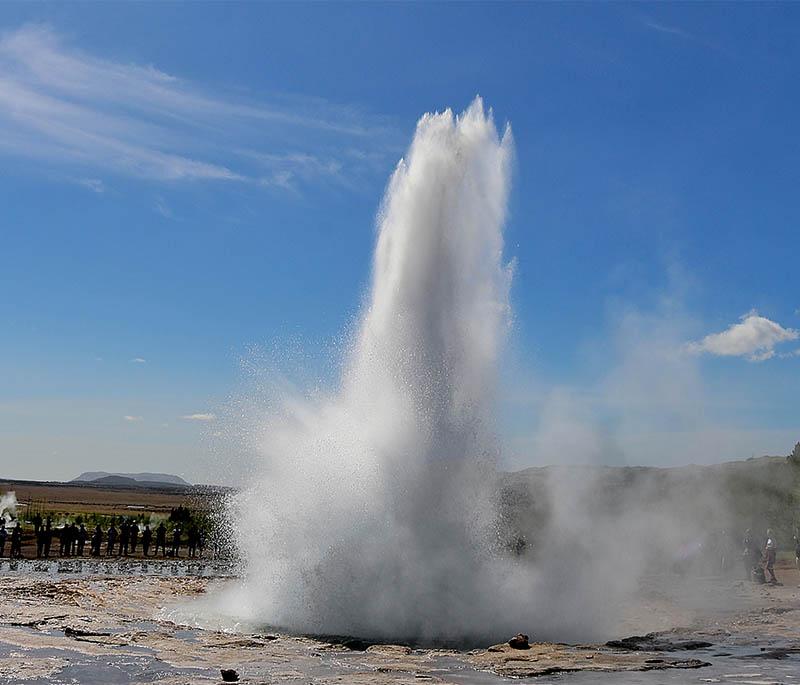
[0,561,798,684]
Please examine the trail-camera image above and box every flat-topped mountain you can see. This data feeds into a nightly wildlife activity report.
[72,471,191,487]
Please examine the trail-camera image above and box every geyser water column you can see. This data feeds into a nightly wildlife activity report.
[231,98,526,642]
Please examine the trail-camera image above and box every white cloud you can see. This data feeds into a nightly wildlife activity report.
[123,415,142,422]
[687,311,799,362]
[153,196,175,219]
[641,18,696,41]
[181,413,216,422]
[0,24,396,189]
[129,357,146,364]
[77,178,104,193]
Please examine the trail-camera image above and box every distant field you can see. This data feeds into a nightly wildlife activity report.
[0,479,219,517]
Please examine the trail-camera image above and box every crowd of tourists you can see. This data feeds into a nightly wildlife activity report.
[0,516,207,560]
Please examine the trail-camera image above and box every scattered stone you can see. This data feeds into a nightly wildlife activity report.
[642,659,711,670]
[341,638,372,651]
[220,668,239,682]
[366,644,413,656]
[508,633,530,649]
[606,633,712,652]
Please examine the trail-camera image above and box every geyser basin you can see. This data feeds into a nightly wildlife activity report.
[227,99,528,643]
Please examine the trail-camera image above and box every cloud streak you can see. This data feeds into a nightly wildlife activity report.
[181,413,216,422]
[687,311,798,362]
[0,25,396,190]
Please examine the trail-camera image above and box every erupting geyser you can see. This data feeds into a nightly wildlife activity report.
[230,98,533,642]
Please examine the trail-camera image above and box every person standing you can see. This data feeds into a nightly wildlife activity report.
[141,525,152,557]
[69,523,79,556]
[119,520,130,556]
[155,522,167,557]
[0,520,7,558]
[764,529,778,584]
[171,526,182,558]
[106,524,117,556]
[77,524,87,557]
[59,524,68,557]
[10,521,22,558]
[187,525,197,558]
[91,526,102,556]
[36,524,47,558]
[742,529,761,580]
[43,520,53,558]
[129,521,139,555]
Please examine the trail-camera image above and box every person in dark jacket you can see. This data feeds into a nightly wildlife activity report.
[77,524,87,556]
[0,520,7,558]
[155,523,167,557]
[43,520,53,558]
[171,527,182,558]
[36,524,47,558]
[119,520,130,556]
[59,524,69,557]
[141,525,152,557]
[10,522,23,558]
[106,525,117,556]
[69,523,79,555]
[129,521,139,555]
[91,526,102,556]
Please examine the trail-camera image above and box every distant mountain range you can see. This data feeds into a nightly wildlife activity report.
[72,471,191,488]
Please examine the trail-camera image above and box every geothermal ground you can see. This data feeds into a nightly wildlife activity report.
[1,561,798,684]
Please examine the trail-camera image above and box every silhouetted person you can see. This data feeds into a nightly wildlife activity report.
[43,520,53,558]
[77,524,87,556]
[10,522,22,558]
[129,521,139,555]
[764,529,778,584]
[141,525,152,557]
[0,520,6,557]
[36,524,47,558]
[155,523,167,557]
[187,526,198,558]
[106,525,117,556]
[171,527,182,558]
[69,523,79,556]
[59,525,68,557]
[742,529,757,580]
[198,529,206,558]
[91,526,102,556]
[120,520,130,556]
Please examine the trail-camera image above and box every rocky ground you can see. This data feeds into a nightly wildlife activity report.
[0,564,798,684]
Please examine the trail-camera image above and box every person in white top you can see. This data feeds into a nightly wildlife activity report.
[764,529,778,584]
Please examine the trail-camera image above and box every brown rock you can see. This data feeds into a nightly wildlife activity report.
[508,633,530,649]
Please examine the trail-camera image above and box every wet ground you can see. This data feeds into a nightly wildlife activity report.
[0,561,798,684]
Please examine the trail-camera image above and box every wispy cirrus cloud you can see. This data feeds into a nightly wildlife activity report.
[180,413,216,422]
[123,415,143,422]
[642,18,696,41]
[129,357,146,364]
[0,24,397,190]
[640,15,728,55]
[687,311,799,362]
[77,178,105,193]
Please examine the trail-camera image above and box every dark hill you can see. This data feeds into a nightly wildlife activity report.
[72,471,191,487]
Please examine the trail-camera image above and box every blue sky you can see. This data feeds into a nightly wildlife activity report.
[1,3,798,483]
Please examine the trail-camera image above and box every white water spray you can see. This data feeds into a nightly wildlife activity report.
[0,491,17,524]
[229,99,534,642]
